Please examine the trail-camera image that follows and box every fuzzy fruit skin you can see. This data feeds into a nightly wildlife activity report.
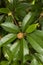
[17,32,24,39]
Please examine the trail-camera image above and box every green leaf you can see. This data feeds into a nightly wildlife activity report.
[22,12,32,31]
[19,38,29,63]
[13,0,19,8]
[0,34,17,47]
[34,30,43,38]
[11,61,20,65]
[16,3,29,11]
[35,53,43,63]
[10,41,20,60]
[3,46,13,61]
[23,54,33,64]
[30,31,43,48]
[6,0,13,11]
[30,58,39,65]
[22,11,40,31]
[27,35,43,55]
[0,8,10,14]
[1,61,9,65]
[1,22,20,33]
[26,23,38,33]
[23,39,29,56]
[0,15,4,22]
[5,16,13,23]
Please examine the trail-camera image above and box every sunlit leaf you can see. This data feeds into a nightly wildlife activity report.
[1,22,20,33]
[0,34,17,47]
[26,23,38,33]
[27,35,43,55]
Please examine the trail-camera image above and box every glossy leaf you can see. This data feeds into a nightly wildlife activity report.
[23,39,29,56]
[26,23,38,33]
[0,0,43,64]
[0,34,17,47]
[3,46,13,61]
[27,35,43,55]
[29,31,43,48]
[22,11,40,31]
[32,31,43,47]
[30,58,39,65]
[33,30,43,38]
[19,38,29,63]
[22,12,32,31]
[10,41,20,60]
[35,53,43,63]
[1,22,20,33]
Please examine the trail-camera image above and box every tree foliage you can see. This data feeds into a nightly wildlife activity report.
[0,0,43,65]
